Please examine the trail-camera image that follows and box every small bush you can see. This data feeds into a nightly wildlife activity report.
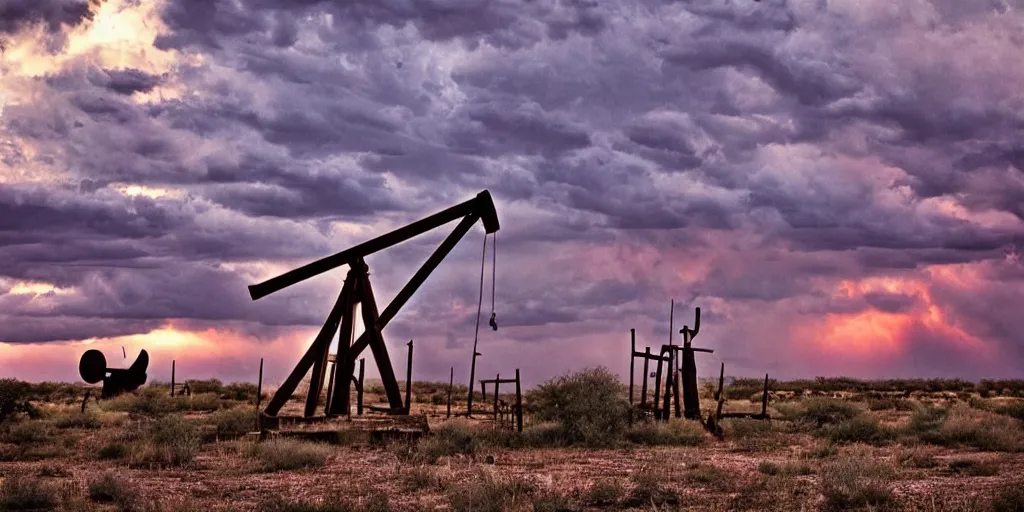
[623,471,679,508]
[99,442,129,460]
[758,461,780,475]
[447,473,536,512]
[185,379,223,395]
[948,458,1000,476]
[208,406,256,439]
[625,419,705,446]
[827,415,897,445]
[526,367,631,447]
[184,393,222,412]
[897,445,939,468]
[797,399,862,428]
[36,464,71,478]
[0,474,58,510]
[129,414,202,466]
[820,458,897,512]
[0,379,34,424]
[54,410,103,429]
[804,442,839,459]
[914,404,1024,452]
[532,490,576,512]
[584,480,624,507]
[409,420,480,463]
[245,439,331,471]
[103,388,176,416]
[88,472,137,503]
[991,483,1024,512]
[686,464,736,492]
[401,466,448,492]
[223,382,259,401]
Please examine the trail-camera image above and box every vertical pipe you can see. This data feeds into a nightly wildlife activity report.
[357,358,365,416]
[256,358,264,431]
[447,367,454,418]
[325,361,336,415]
[673,359,682,418]
[515,369,523,433]
[467,351,480,416]
[481,380,487,404]
[668,300,674,347]
[653,350,664,419]
[170,360,176,397]
[493,374,500,422]
[405,340,414,413]
[641,347,651,405]
[662,350,673,420]
[762,373,769,417]
[629,329,636,405]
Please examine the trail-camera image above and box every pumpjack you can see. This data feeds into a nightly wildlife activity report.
[250,190,500,419]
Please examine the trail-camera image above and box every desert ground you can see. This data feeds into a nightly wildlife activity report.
[1,371,1023,512]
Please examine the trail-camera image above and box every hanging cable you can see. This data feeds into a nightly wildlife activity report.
[471,231,487,354]
[489,232,498,331]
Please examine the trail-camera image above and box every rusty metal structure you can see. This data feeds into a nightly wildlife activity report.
[628,306,715,422]
[479,369,523,432]
[78,349,149,398]
[248,190,500,420]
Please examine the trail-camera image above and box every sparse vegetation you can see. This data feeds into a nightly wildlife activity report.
[0,377,1022,510]
[819,457,897,511]
[0,473,59,510]
[244,438,331,471]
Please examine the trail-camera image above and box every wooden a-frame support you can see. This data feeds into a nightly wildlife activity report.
[262,212,483,418]
[263,258,406,417]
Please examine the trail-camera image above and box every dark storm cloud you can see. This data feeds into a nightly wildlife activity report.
[6,0,1024,381]
[0,0,92,35]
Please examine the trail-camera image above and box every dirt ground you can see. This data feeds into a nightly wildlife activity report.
[1,384,1023,511]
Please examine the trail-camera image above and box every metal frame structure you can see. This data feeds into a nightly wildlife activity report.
[249,191,500,419]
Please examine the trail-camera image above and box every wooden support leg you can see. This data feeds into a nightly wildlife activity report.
[171,360,175,397]
[265,284,351,417]
[515,369,523,433]
[662,350,673,421]
[358,268,405,410]
[257,358,264,432]
[641,347,650,406]
[682,346,701,420]
[404,340,414,414]
[326,277,359,417]
[324,361,337,414]
[653,350,664,420]
[761,374,769,417]
[493,375,500,423]
[629,329,635,405]
[357,358,365,416]
[447,367,453,418]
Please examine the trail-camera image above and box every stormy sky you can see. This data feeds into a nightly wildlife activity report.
[1,0,1023,388]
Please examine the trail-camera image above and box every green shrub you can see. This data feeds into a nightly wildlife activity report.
[245,439,331,471]
[88,471,138,504]
[0,379,34,424]
[208,406,255,438]
[625,419,705,446]
[400,466,449,492]
[758,461,780,475]
[447,473,536,512]
[991,483,1024,512]
[223,382,259,401]
[54,409,103,429]
[913,404,1024,452]
[584,480,624,507]
[0,473,58,510]
[185,379,223,395]
[797,399,861,427]
[408,420,480,463]
[99,442,129,460]
[948,458,1000,476]
[623,471,679,508]
[103,388,176,416]
[526,367,631,447]
[827,415,897,445]
[820,458,897,512]
[130,414,202,466]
